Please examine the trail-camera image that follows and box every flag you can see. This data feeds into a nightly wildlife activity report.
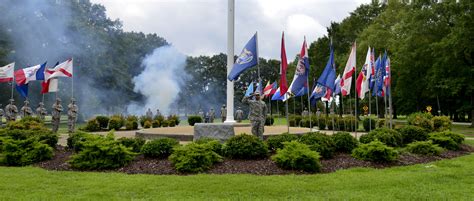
[311,45,336,100]
[295,82,309,97]
[334,74,341,95]
[369,48,376,90]
[15,84,28,98]
[271,87,289,101]
[14,62,47,85]
[244,82,254,97]
[256,80,263,95]
[0,63,15,83]
[41,62,60,94]
[340,43,356,96]
[263,81,272,97]
[269,81,278,95]
[373,55,385,97]
[228,33,258,81]
[384,54,391,96]
[280,32,289,96]
[288,38,310,95]
[356,47,372,99]
[47,58,73,79]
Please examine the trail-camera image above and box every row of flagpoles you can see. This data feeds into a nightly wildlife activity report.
[228,32,393,132]
[0,59,74,102]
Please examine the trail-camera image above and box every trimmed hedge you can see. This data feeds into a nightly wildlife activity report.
[223,134,268,159]
[0,137,53,166]
[271,141,321,172]
[187,115,203,126]
[428,131,464,150]
[332,132,358,153]
[359,128,403,147]
[141,138,179,158]
[67,132,100,152]
[81,119,101,132]
[397,125,429,144]
[363,117,376,132]
[407,112,433,131]
[352,140,398,162]
[95,116,110,129]
[265,116,275,126]
[117,137,145,153]
[169,142,222,173]
[266,133,299,152]
[432,116,452,131]
[406,141,443,156]
[108,116,124,131]
[194,137,223,155]
[298,132,335,159]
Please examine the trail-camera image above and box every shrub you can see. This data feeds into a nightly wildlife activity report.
[432,116,452,131]
[223,134,268,159]
[143,121,152,128]
[125,120,139,130]
[377,119,386,128]
[167,115,180,126]
[0,127,58,149]
[289,115,302,127]
[187,115,203,126]
[332,132,358,153]
[316,117,326,130]
[359,128,403,147]
[81,119,101,132]
[139,115,153,127]
[168,119,176,127]
[141,138,179,158]
[117,137,145,153]
[298,132,335,159]
[271,141,321,172]
[154,115,165,123]
[265,116,274,126]
[161,120,169,127]
[108,116,123,131]
[407,112,434,131]
[67,132,100,152]
[352,140,398,162]
[169,142,223,173]
[195,137,223,155]
[429,131,464,150]
[363,117,376,132]
[69,134,136,170]
[397,125,429,144]
[326,115,337,130]
[152,120,161,128]
[266,133,299,152]
[343,116,357,132]
[406,141,443,156]
[0,137,54,166]
[95,116,110,129]
[336,117,345,131]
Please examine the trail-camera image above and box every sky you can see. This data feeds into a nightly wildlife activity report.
[91,0,371,59]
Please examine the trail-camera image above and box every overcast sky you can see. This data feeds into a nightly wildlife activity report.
[91,0,371,59]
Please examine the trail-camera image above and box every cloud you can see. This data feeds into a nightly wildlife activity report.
[91,0,371,59]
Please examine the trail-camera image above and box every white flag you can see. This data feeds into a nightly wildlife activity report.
[341,43,356,96]
[0,62,15,82]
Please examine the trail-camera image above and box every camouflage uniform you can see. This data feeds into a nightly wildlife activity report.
[146,108,153,119]
[302,108,309,117]
[5,99,18,122]
[0,104,3,126]
[209,108,215,123]
[155,109,162,118]
[52,98,63,133]
[67,98,78,133]
[220,104,226,122]
[235,107,244,123]
[242,92,267,139]
[36,102,47,120]
[20,100,33,118]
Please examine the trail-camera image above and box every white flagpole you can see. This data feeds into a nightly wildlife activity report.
[225,0,235,123]
[72,58,74,99]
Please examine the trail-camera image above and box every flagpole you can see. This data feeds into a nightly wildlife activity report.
[332,96,335,134]
[354,50,358,137]
[225,0,236,123]
[71,58,74,99]
[10,69,14,100]
[306,75,312,132]
[388,84,393,129]
[285,100,289,133]
[384,88,388,127]
[293,97,296,116]
[376,95,379,120]
[341,94,346,131]
[369,87,372,131]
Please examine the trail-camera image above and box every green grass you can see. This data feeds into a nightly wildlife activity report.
[0,153,473,200]
[452,124,474,137]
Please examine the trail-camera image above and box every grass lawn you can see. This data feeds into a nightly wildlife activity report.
[452,124,474,137]
[0,148,473,200]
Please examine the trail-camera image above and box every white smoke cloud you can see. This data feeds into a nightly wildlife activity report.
[127,46,187,115]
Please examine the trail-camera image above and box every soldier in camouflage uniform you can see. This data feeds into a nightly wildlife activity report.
[0,104,4,126]
[36,102,47,120]
[5,99,18,122]
[67,98,78,133]
[21,100,33,118]
[209,108,215,123]
[242,91,267,139]
[51,98,63,133]
[235,107,244,123]
[146,108,153,119]
[302,107,309,117]
[220,104,226,122]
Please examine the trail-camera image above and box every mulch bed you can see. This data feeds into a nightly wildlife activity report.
[34,145,474,175]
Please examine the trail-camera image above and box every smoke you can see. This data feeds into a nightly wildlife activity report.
[127,46,187,115]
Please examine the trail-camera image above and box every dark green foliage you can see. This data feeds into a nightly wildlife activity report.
[343,116,357,132]
[316,117,327,130]
[117,137,145,153]
[140,116,153,127]
[68,133,136,170]
[432,116,452,131]
[152,120,161,128]
[266,133,299,152]
[223,134,268,159]
[169,142,222,173]
[0,137,53,166]
[377,119,386,128]
[0,126,58,149]
[352,140,398,162]
[141,138,179,158]
[168,119,176,127]
[95,116,110,129]
[332,132,358,153]
[125,120,139,130]
[108,116,124,131]
[6,118,44,130]
[360,128,403,147]
[194,137,223,155]
[289,115,302,127]
[265,116,274,126]
[82,119,101,132]
[187,115,203,126]
[407,112,434,131]
[161,120,169,127]
[397,125,429,144]
[326,116,336,130]
[67,132,100,152]
[298,132,335,159]
[271,141,321,172]
[167,115,180,126]
[143,121,152,128]
[406,141,443,156]
[429,131,464,150]
[363,117,376,132]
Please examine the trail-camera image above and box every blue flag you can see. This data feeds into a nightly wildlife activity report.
[245,82,254,97]
[288,39,310,94]
[311,45,336,100]
[295,82,309,97]
[334,75,341,95]
[373,55,385,97]
[15,84,28,98]
[228,33,258,81]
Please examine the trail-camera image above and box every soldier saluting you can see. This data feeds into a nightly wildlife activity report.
[36,102,47,120]
[68,98,78,133]
[5,99,18,122]
[21,100,33,118]
[242,91,267,140]
[52,98,63,133]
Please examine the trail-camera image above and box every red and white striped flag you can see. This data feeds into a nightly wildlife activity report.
[0,63,14,83]
[341,43,356,96]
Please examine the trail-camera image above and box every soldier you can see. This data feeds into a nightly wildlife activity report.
[242,91,267,139]
[0,104,4,126]
[316,108,321,117]
[209,108,215,123]
[146,108,153,119]
[20,100,33,118]
[51,98,63,133]
[67,98,78,133]
[155,109,162,118]
[302,107,309,117]
[36,102,47,120]
[220,104,226,122]
[5,99,18,122]
[235,106,244,123]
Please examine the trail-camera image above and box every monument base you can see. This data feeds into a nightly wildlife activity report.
[194,123,235,142]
